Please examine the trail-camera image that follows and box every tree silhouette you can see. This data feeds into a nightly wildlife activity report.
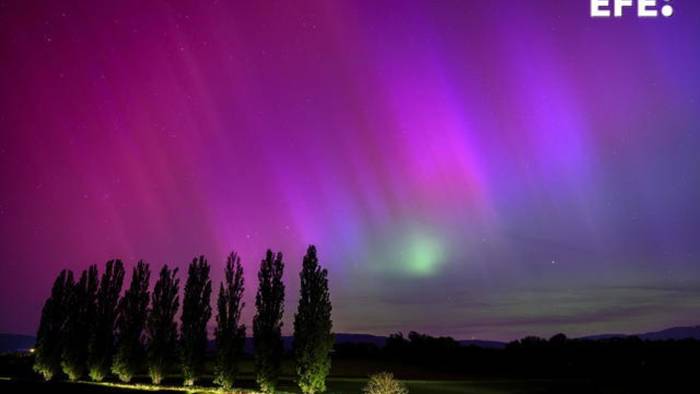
[88,259,125,381]
[293,245,334,394]
[112,260,151,382]
[214,252,246,390]
[253,250,285,393]
[61,265,98,381]
[180,256,212,386]
[146,265,180,385]
[34,270,73,380]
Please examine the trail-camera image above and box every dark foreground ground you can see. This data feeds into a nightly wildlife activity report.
[0,377,693,394]
[3,338,698,394]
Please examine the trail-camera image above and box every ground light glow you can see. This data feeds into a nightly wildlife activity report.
[79,380,250,394]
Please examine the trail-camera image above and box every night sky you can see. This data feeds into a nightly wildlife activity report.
[1,1,699,341]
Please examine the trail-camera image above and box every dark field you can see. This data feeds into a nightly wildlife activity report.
[0,378,678,394]
[3,339,698,394]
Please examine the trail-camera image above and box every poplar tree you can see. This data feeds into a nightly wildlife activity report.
[61,265,98,381]
[294,246,334,394]
[146,265,180,385]
[34,270,73,380]
[253,250,285,393]
[214,252,246,390]
[180,256,212,386]
[113,260,151,382]
[88,259,125,381]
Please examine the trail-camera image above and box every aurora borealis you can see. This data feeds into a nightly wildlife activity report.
[1,1,699,341]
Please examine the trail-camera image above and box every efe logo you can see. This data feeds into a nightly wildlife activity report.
[591,0,674,17]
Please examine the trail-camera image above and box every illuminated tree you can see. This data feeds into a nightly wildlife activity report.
[363,372,408,394]
[293,245,334,394]
[214,252,246,390]
[34,270,73,380]
[253,250,285,393]
[146,265,180,385]
[180,256,212,386]
[88,259,125,381]
[61,265,98,381]
[112,260,151,382]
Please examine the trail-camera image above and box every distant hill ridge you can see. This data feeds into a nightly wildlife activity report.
[3,325,700,353]
[580,325,700,341]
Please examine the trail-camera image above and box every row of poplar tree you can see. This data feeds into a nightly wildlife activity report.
[33,245,334,394]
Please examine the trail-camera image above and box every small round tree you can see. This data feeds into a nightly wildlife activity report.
[363,372,409,394]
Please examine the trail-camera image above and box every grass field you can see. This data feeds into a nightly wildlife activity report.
[0,355,683,393]
[0,377,648,394]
